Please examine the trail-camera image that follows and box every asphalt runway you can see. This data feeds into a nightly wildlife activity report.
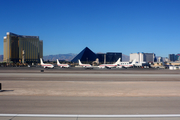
[1,66,180,74]
[0,67,180,119]
[1,96,180,114]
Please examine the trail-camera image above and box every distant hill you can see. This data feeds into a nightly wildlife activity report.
[43,53,77,61]
[43,53,129,62]
[0,53,129,62]
[0,55,3,61]
[0,54,76,62]
[122,54,129,61]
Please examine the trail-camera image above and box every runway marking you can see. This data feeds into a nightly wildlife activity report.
[1,114,180,118]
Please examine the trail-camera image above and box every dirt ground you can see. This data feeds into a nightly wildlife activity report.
[1,68,180,97]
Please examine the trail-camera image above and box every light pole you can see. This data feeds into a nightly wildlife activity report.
[22,50,25,64]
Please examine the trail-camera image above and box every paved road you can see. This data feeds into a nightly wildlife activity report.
[1,114,180,120]
[1,72,180,96]
[0,66,180,74]
[0,96,180,114]
[1,73,180,81]
[1,96,180,120]
[0,68,180,120]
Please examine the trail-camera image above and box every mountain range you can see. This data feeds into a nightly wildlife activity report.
[43,53,130,61]
[43,53,77,61]
[0,54,130,62]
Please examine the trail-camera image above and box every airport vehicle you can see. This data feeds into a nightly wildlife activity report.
[134,61,151,68]
[40,58,54,68]
[78,59,92,68]
[57,59,69,68]
[116,59,136,68]
[98,58,121,69]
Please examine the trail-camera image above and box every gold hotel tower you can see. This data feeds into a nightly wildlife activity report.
[3,32,43,63]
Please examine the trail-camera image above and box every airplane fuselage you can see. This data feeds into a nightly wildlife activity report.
[58,64,69,68]
[41,64,54,68]
[117,61,134,68]
[80,64,92,67]
[40,58,54,69]
[98,64,117,68]
[117,64,133,68]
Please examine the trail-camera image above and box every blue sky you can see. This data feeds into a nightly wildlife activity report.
[0,0,180,57]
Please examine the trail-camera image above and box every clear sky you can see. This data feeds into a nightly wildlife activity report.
[0,0,180,57]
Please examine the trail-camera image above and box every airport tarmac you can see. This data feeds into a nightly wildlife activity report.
[0,66,180,74]
[0,67,180,119]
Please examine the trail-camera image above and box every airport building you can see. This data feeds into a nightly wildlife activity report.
[169,54,180,62]
[130,53,143,63]
[105,52,122,63]
[157,57,163,63]
[176,54,180,61]
[169,54,176,62]
[130,52,156,63]
[71,47,122,64]
[166,61,180,66]
[97,52,122,64]
[3,32,43,63]
[96,53,106,63]
[143,53,155,62]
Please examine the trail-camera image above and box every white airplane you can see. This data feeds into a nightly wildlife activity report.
[98,58,121,69]
[134,61,150,67]
[78,59,92,68]
[116,59,136,68]
[57,59,69,68]
[40,58,54,68]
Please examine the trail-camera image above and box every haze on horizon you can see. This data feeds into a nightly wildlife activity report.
[0,0,180,57]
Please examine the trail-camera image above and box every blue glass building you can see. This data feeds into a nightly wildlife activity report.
[71,47,97,63]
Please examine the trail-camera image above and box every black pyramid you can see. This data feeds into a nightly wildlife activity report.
[71,47,97,63]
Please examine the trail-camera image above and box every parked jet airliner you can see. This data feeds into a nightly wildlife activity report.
[57,59,69,68]
[98,58,121,69]
[40,58,54,68]
[78,59,92,68]
[116,59,136,68]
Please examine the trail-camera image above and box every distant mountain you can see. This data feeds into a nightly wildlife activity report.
[0,54,76,62]
[0,54,168,62]
[0,54,130,62]
[122,54,129,61]
[0,55,3,61]
[43,53,130,62]
[43,53,77,61]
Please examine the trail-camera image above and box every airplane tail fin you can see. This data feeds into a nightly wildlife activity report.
[78,59,82,65]
[40,58,44,65]
[114,58,121,65]
[131,59,136,65]
[57,59,60,65]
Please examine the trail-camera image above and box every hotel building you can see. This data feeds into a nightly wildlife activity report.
[3,32,43,63]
